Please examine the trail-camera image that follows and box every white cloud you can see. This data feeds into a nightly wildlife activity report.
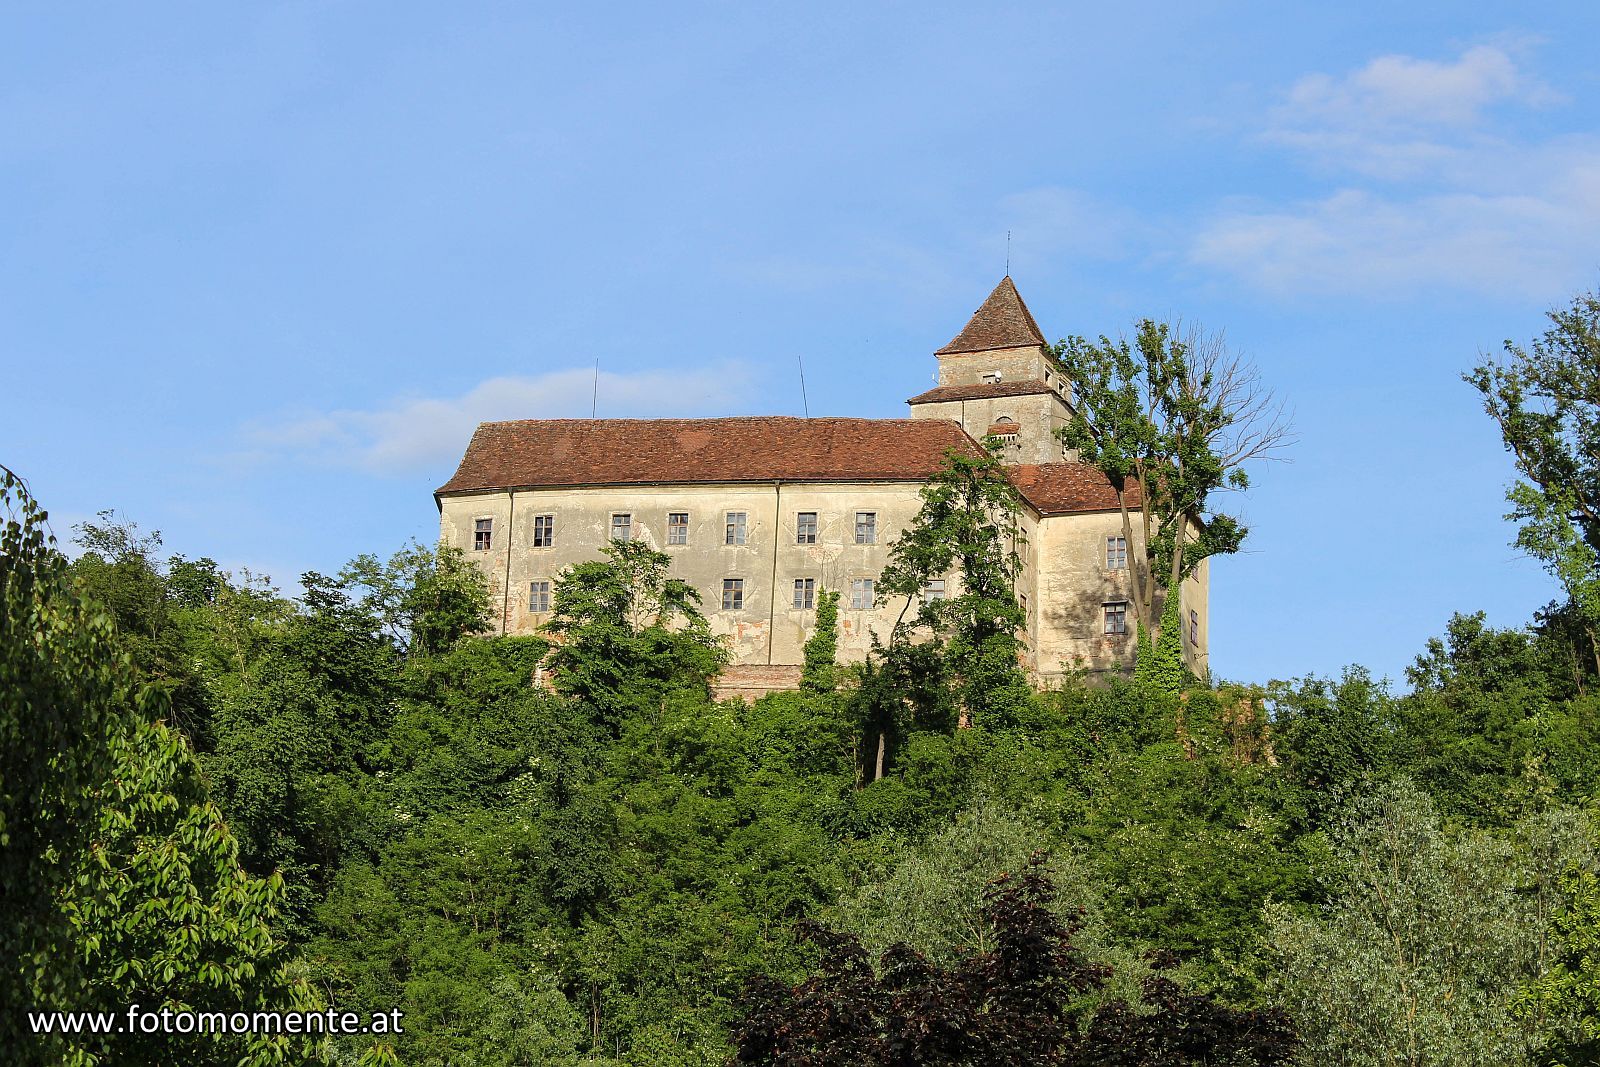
[1193,43,1600,299]
[244,362,756,474]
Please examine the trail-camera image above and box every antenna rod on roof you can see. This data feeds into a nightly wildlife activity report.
[797,352,810,418]
[591,357,599,418]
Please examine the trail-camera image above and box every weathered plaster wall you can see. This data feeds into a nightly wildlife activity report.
[910,392,1073,465]
[935,344,1053,387]
[439,480,931,666]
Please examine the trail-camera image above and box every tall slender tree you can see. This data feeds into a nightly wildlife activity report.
[1053,321,1288,640]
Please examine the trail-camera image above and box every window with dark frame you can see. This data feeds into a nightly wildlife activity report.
[668,512,689,545]
[855,511,877,544]
[796,512,818,544]
[473,518,492,551]
[725,511,747,546]
[923,579,946,604]
[793,577,816,609]
[611,513,632,541]
[1103,601,1128,635]
[849,577,874,610]
[722,578,744,611]
[1106,536,1127,570]
[1190,609,1200,645]
[532,514,555,548]
[528,580,551,613]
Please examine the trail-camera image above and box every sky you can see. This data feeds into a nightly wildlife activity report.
[4,2,1599,686]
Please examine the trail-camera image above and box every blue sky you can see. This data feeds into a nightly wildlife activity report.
[4,2,1599,685]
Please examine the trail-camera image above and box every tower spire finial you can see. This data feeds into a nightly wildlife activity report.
[1005,230,1011,276]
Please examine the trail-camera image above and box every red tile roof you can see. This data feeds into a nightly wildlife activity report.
[436,417,985,496]
[907,378,1055,405]
[1010,463,1142,516]
[936,276,1048,355]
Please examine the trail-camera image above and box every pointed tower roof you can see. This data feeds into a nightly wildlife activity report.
[936,276,1047,355]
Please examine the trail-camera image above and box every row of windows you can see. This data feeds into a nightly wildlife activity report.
[472,511,881,551]
[1101,602,1202,645]
[525,576,890,613]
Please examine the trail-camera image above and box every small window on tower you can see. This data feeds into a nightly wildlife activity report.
[1190,609,1200,645]
[981,371,1002,385]
[668,512,689,545]
[473,518,493,551]
[1106,536,1127,570]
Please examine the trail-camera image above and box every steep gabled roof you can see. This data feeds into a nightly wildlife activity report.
[1010,463,1141,516]
[436,417,984,497]
[936,276,1048,355]
[907,379,1054,405]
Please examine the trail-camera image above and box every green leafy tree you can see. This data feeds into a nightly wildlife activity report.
[1053,321,1288,641]
[340,540,492,657]
[878,445,1031,728]
[1468,289,1600,674]
[1268,780,1592,1066]
[802,589,841,695]
[544,539,727,727]
[1,470,321,1066]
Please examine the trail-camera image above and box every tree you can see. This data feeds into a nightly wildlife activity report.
[1467,289,1600,674]
[1053,320,1288,640]
[1267,780,1593,1066]
[801,590,840,695]
[543,539,726,725]
[1,469,322,1066]
[878,445,1031,728]
[339,540,492,657]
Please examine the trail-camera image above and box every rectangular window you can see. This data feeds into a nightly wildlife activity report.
[473,518,493,551]
[923,579,946,604]
[855,511,877,545]
[850,577,875,610]
[528,580,551,613]
[793,577,816,609]
[722,578,744,611]
[1190,609,1200,645]
[1104,601,1128,636]
[796,511,818,544]
[532,514,555,548]
[725,511,747,546]
[1106,536,1127,570]
[611,513,632,541]
[668,512,689,545]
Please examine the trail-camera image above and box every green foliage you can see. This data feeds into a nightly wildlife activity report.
[1268,781,1593,1066]
[801,589,840,694]
[544,539,727,727]
[1135,594,1188,697]
[878,445,1030,727]
[1052,320,1281,640]
[340,540,493,657]
[1,471,319,1066]
[1468,289,1600,672]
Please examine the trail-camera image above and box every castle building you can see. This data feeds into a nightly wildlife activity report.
[435,278,1208,694]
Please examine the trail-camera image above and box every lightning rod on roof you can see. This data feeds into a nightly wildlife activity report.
[1005,230,1011,275]
[591,357,599,418]
[797,352,810,418]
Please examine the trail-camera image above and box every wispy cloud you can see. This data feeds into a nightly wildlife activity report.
[242,362,756,474]
[1193,42,1600,299]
